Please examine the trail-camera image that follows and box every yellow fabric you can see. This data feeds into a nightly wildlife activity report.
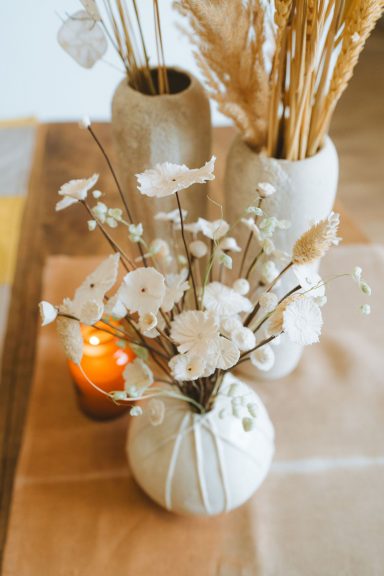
[0,196,25,283]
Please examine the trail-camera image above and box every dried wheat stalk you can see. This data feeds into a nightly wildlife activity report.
[177,0,383,160]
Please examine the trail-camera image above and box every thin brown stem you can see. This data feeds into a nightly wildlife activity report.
[176,192,199,309]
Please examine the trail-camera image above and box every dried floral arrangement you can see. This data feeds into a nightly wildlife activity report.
[39,119,372,425]
[58,0,169,94]
[175,0,383,158]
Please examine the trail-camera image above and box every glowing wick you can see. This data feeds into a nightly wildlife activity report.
[89,336,100,346]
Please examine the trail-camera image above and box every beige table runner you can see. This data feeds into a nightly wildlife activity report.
[3,245,384,575]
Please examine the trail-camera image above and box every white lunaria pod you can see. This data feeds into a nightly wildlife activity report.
[127,375,274,516]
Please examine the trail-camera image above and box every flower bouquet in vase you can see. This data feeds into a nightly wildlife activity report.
[57,0,211,237]
[176,0,382,378]
[39,122,372,516]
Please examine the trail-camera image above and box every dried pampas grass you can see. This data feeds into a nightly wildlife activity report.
[176,0,384,159]
[293,212,341,265]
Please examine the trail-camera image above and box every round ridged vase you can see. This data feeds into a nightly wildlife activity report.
[127,375,275,516]
[225,136,339,380]
[111,68,211,240]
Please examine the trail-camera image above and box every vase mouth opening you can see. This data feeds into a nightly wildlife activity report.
[242,135,332,164]
[127,67,192,97]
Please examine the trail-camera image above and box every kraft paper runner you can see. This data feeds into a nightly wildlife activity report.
[3,245,384,575]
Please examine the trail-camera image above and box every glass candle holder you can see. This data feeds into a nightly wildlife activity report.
[68,323,135,420]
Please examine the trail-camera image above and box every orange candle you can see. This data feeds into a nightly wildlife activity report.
[68,323,136,420]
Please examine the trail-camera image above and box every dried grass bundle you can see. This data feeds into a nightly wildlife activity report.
[176,0,383,159]
[175,0,269,151]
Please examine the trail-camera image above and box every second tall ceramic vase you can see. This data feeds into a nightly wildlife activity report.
[225,135,339,380]
[112,68,211,239]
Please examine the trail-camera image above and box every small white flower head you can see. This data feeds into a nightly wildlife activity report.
[258,291,278,312]
[259,217,278,238]
[111,391,128,402]
[136,156,215,198]
[106,208,123,228]
[198,218,229,240]
[123,359,154,396]
[138,312,158,334]
[56,173,98,211]
[80,0,101,20]
[155,208,187,224]
[170,310,220,355]
[257,182,276,198]
[130,406,143,417]
[233,278,250,296]
[149,239,169,261]
[91,201,108,222]
[215,337,240,370]
[182,221,203,235]
[218,237,241,253]
[189,240,208,258]
[92,190,102,199]
[246,206,263,216]
[79,115,91,130]
[148,398,165,426]
[261,261,279,284]
[220,315,243,338]
[250,344,275,371]
[72,254,120,306]
[352,266,363,283]
[241,218,262,240]
[178,255,188,266]
[216,250,233,270]
[293,212,341,265]
[57,11,107,68]
[231,327,256,352]
[118,267,166,315]
[162,269,189,312]
[262,238,275,255]
[39,301,58,326]
[359,281,372,296]
[360,304,371,316]
[87,219,97,231]
[128,223,143,243]
[169,353,206,381]
[283,297,323,345]
[203,282,252,316]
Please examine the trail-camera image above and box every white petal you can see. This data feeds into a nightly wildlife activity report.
[57,11,107,69]
[39,301,58,326]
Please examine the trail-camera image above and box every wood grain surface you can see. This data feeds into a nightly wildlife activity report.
[0,122,369,568]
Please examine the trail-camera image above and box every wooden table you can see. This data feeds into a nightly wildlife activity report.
[0,124,367,568]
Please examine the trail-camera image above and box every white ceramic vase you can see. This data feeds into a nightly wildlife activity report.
[127,375,275,516]
[225,136,339,380]
[111,67,211,240]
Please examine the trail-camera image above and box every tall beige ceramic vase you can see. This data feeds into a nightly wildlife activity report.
[112,68,211,239]
[225,135,339,380]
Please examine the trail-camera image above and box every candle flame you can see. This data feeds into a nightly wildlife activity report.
[89,335,100,346]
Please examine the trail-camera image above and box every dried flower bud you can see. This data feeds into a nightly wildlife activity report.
[257,182,276,198]
[233,278,250,295]
[79,116,91,130]
[189,240,208,258]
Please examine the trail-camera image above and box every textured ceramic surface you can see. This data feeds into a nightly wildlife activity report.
[127,375,275,516]
[112,68,211,240]
[225,136,339,380]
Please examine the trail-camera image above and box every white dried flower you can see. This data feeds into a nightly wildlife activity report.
[218,237,241,252]
[91,201,108,222]
[241,218,262,240]
[123,359,153,396]
[233,278,250,295]
[118,267,166,315]
[78,299,103,325]
[80,0,101,21]
[261,238,275,255]
[104,295,127,320]
[138,313,158,334]
[150,238,170,260]
[155,208,187,224]
[55,173,98,211]
[203,282,252,316]
[162,269,189,312]
[231,327,256,352]
[257,182,276,198]
[169,354,206,381]
[39,301,58,326]
[261,261,279,284]
[56,316,83,365]
[246,206,263,216]
[189,240,208,258]
[217,250,233,270]
[72,254,120,306]
[128,223,143,242]
[111,391,127,402]
[136,156,215,198]
[258,291,278,312]
[79,116,91,130]
[283,297,323,345]
[250,344,275,371]
[220,315,243,338]
[293,265,325,299]
[148,399,165,426]
[57,11,107,68]
[87,220,97,231]
[92,190,102,199]
[293,212,341,265]
[360,304,371,316]
[198,218,229,240]
[130,406,143,417]
[170,311,220,355]
[215,337,240,370]
[352,266,363,282]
